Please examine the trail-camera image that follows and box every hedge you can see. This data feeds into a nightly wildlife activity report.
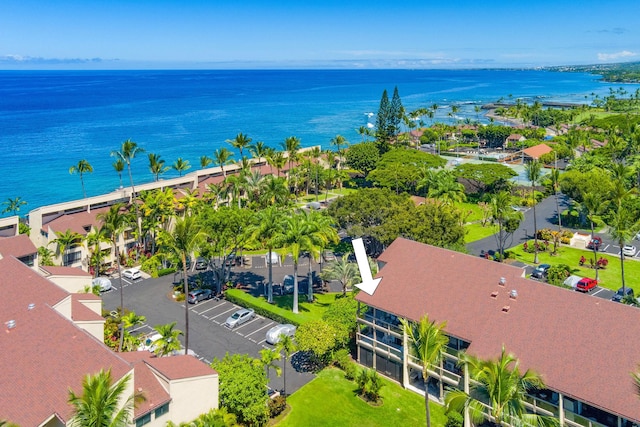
[224,289,301,326]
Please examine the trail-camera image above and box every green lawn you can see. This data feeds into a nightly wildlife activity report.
[465,222,498,243]
[276,368,447,427]
[508,241,640,293]
[226,289,340,325]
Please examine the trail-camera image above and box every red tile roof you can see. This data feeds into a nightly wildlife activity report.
[523,143,553,159]
[356,238,640,422]
[44,206,108,235]
[145,354,218,381]
[40,265,92,277]
[0,234,37,257]
[71,293,104,322]
[118,352,172,418]
[0,256,131,426]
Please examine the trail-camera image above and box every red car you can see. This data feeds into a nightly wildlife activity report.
[587,236,602,250]
[576,278,598,292]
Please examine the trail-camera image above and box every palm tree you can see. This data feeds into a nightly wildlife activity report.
[50,228,83,266]
[147,153,169,181]
[1,197,27,216]
[259,348,282,380]
[607,207,639,295]
[68,369,144,427]
[274,211,312,314]
[427,170,466,205]
[281,136,301,172]
[153,322,184,357]
[330,134,348,169]
[249,140,269,162]
[267,150,286,177]
[525,160,542,263]
[226,132,252,157]
[157,215,204,354]
[491,191,523,260]
[85,228,110,277]
[111,139,145,244]
[400,315,448,427]
[248,206,284,303]
[445,347,558,427]
[322,254,359,295]
[97,203,134,352]
[112,159,125,188]
[200,155,213,169]
[275,334,297,400]
[213,147,234,177]
[259,175,290,208]
[304,210,339,302]
[69,159,94,198]
[172,157,191,177]
[581,192,609,282]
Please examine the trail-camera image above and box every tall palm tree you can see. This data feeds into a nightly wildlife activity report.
[330,134,348,170]
[267,150,286,177]
[112,159,125,189]
[525,160,542,264]
[157,215,204,354]
[274,211,312,314]
[259,175,290,208]
[68,369,144,427]
[249,140,269,162]
[172,157,191,177]
[445,347,558,427]
[213,147,234,177]
[69,159,94,198]
[200,155,213,169]
[428,170,466,205]
[607,207,638,295]
[147,153,169,181]
[581,192,609,282]
[226,132,252,157]
[281,136,301,172]
[111,139,145,245]
[259,348,282,380]
[549,166,562,230]
[85,228,110,277]
[98,203,134,352]
[304,210,339,301]
[50,228,83,266]
[248,206,285,303]
[491,191,523,260]
[153,322,184,357]
[1,197,27,216]
[275,334,297,400]
[400,315,448,427]
[322,253,360,295]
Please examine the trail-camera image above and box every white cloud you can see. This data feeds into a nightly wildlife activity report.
[597,50,637,61]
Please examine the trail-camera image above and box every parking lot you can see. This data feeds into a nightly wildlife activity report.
[100,259,316,394]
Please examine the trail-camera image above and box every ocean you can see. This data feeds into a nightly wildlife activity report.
[0,68,637,215]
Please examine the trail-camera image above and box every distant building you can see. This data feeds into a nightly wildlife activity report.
[356,237,640,427]
[522,143,553,162]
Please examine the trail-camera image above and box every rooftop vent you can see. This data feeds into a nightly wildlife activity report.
[27,303,35,310]
[490,291,499,298]
[502,306,510,313]
[510,290,518,299]
[6,320,16,329]
[499,277,506,287]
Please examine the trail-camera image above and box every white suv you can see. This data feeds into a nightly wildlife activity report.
[122,268,142,280]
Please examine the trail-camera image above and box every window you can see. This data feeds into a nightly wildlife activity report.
[63,251,81,266]
[154,403,169,418]
[135,413,151,427]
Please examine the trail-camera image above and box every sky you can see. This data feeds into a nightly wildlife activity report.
[1,0,639,69]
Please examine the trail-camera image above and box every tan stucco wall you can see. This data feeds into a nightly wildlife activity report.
[47,275,92,294]
[74,320,104,342]
[53,295,72,319]
[167,374,219,424]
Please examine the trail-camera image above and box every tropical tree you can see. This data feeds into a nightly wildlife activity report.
[213,147,234,177]
[259,348,282,380]
[147,153,169,181]
[226,132,252,157]
[200,155,213,169]
[38,246,55,266]
[281,136,301,172]
[400,315,448,427]
[97,203,134,351]
[259,175,290,208]
[491,191,523,260]
[607,207,639,295]
[153,322,184,357]
[274,211,312,314]
[86,228,110,277]
[304,210,339,301]
[330,134,348,169]
[525,160,542,263]
[427,170,466,205]
[275,334,297,400]
[69,159,94,198]
[249,140,269,161]
[321,254,359,295]
[68,369,144,427]
[1,197,27,216]
[445,347,558,427]
[112,159,125,188]
[50,228,83,266]
[157,214,204,355]
[172,157,191,177]
[581,192,609,282]
[111,139,145,243]
[247,206,284,303]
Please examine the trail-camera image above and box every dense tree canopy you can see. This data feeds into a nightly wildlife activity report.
[344,142,380,176]
[367,148,445,194]
[454,163,516,197]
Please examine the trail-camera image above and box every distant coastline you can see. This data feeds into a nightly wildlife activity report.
[546,61,640,84]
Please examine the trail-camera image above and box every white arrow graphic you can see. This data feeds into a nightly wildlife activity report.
[352,238,381,295]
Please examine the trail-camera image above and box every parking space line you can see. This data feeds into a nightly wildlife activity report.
[592,288,604,296]
[128,324,149,333]
[233,317,261,331]
[195,302,227,315]
[244,322,274,338]
[211,307,237,319]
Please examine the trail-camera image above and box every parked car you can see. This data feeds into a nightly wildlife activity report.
[195,257,209,270]
[265,323,296,345]
[138,333,162,352]
[623,245,637,257]
[587,236,603,250]
[611,287,634,303]
[223,308,255,328]
[279,274,295,295]
[576,278,598,292]
[187,288,213,304]
[91,277,112,292]
[531,264,551,280]
[122,268,142,280]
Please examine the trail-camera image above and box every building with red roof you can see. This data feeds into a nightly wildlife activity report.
[356,238,640,426]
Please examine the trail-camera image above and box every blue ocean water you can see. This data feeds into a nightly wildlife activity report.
[0,69,637,215]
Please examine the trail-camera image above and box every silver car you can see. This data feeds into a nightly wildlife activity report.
[265,323,296,345]
[223,308,255,329]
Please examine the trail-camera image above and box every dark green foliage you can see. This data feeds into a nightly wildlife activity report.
[477,124,513,147]
[322,296,362,347]
[344,142,380,176]
[376,89,391,147]
[332,348,359,380]
[296,319,340,366]
[211,353,270,427]
[367,147,446,194]
[224,291,300,326]
[268,395,287,418]
[547,264,572,287]
[454,163,516,196]
[356,368,384,403]
[390,86,404,137]
[156,267,176,277]
[445,410,464,427]
[558,168,613,203]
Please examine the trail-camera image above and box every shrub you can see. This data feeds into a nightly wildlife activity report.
[343,361,359,381]
[157,267,176,277]
[356,368,384,403]
[445,411,464,427]
[332,348,352,369]
[268,395,287,418]
[175,293,185,302]
[547,264,572,287]
[224,291,300,326]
